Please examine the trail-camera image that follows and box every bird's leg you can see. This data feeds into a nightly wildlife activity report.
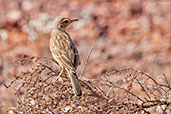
[53,67,65,83]
[58,67,65,77]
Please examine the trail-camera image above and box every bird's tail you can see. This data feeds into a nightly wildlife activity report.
[68,71,82,96]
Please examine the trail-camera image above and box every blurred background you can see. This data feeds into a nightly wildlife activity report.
[0,0,170,113]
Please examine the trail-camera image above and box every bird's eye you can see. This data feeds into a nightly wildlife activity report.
[63,20,69,24]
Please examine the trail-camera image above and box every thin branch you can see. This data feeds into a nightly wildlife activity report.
[80,42,96,78]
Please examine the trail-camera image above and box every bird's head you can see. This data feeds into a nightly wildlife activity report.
[54,17,78,31]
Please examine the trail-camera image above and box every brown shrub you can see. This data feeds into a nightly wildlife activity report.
[5,57,171,114]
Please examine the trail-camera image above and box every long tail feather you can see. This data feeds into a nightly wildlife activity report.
[68,71,82,96]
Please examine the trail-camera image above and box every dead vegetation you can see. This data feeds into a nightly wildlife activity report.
[5,56,171,114]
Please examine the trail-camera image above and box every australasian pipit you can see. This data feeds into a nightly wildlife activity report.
[50,17,82,96]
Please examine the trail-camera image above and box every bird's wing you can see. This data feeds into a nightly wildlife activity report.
[50,33,80,71]
[69,39,81,68]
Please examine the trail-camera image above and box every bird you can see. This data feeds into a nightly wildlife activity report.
[49,17,82,96]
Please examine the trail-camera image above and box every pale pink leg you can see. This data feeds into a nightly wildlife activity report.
[54,67,65,83]
[58,67,65,77]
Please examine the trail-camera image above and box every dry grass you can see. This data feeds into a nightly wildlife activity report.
[5,56,171,114]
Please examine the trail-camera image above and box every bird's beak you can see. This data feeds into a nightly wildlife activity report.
[71,19,79,22]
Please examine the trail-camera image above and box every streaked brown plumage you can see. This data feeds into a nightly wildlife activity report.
[50,17,82,96]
